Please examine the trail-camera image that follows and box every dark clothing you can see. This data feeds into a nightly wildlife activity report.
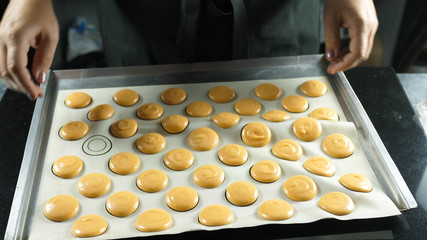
[97,0,320,67]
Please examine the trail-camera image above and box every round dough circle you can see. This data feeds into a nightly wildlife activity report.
[339,173,373,192]
[318,192,354,215]
[250,160,281,183]
[60,121,89,140]
[255,83,282,100]
[135,209,172,232]
[88,104,114,121]
[211,112,240,128]
[186,101,213,117]
[71,214,108,237]
[226,181,258,206]
[110,119,138,138]
[163,148,195,170]
[193,164,225,188]
[113,89,139,106]
[109,152,141,175]
[137,103,164,120]
[43,194,79,221]
[65,92,91,108]
[322,133,355,158]
[78,173,111,198]
[136,132,166,154]
[241,122,271,147]
[208,86,236,103]
[161,115,189,134]
[258,199,294,221]
[165,186,199,211]
[310,107,339,121]
[272,139,302,161]
[234,98,262,115]
[282,175,317,201]
[188,127,219,151]
[199,204,234,226]
[52,155,83,179]
[281,95,309,113]
[161,88,187,105]
[218,144,248,166]
[137,169,168,193]
[300,80,327,97]
[303,156,336,177]
[262,110,291,122]
[292,117,322,141]
[106,191,139,217]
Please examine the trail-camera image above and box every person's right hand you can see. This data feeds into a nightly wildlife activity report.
[0,0,59,100]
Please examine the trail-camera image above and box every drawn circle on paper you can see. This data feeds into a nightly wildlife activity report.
[82,135,112,156]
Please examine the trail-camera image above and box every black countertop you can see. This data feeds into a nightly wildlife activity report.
[1,67,426,239]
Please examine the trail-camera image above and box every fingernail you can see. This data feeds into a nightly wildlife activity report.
[39,72,47,84]
[26,92,35,101]
[326,49,335,60]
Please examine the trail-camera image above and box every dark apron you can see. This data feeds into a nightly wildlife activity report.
[97,0,320,67]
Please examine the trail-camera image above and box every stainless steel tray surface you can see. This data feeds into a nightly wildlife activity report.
[5,55,416,240]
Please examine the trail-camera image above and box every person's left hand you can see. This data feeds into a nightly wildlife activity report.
[323,0,378,74]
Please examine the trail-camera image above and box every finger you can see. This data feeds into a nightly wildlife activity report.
[6,38,43,99]
[32,32,58,84]
[323,13,341,62]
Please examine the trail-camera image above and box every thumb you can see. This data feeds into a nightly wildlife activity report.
[32,34,58,84]
[323,14,341,62]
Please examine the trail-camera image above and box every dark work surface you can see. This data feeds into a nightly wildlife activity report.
[1,67,426,239]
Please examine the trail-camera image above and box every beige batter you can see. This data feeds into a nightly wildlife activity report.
[113,89,139,106]
[161,87,187,105]
[109,152,141,175]
[310,107,339,121]
[234,98,262,115]
[65,92,91,108]
[136,132,166,154]
[218,144,248,166]
[71,214,108,237]
[52,155,83,179]
[339,173,373,192]
[283,175,317,201]
[322,133,355,158]
[161,115,189,134]
[211,112,240,128]
[208,85,236,103]
[77,172,111,198]
[318,192,354,215]
[303,156,336,177]
[106,191,139,217]
[226,181,258,206]
[135,209,172,232]
[88,104,114,121]
[137,103,164,120]
[188,127,219,151]
[59,121,89,140]
[43,194,79,222]
[198,204,234,226]
[165,186,199,211]
[272,139,302,161]
[163,148,194,170]
[292,117,322,141]
[186,101,213,117]
[254,83,282,100]
[110,119,138,138]
[241,122,271,147]
[193,164,225,188]
[300,80,327,97]
[258,199,294,221]
[281,95,309,113]
[262,110,291,122]
[250,160,281,183]
[136,169,168,193]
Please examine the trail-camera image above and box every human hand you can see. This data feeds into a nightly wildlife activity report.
[0,0,59,100]
[323,0,378,74]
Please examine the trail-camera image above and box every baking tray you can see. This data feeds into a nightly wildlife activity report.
[5,55,417,239]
